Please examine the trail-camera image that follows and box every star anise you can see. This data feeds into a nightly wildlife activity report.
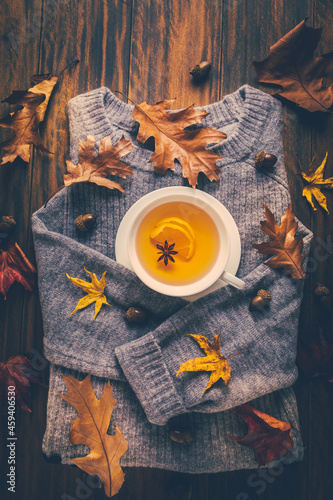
[156,240,178,266]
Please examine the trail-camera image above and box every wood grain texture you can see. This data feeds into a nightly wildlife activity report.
[307,4,333,500]
[1,0,333,498]
[129,0,222,107]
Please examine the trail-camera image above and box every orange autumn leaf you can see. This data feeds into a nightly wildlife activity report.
[60,374,128,498]
[252,204,307,279]
[132,99,227,188]
[64,135,134,192]
[0,74,58,164]
[252,19,333,112]
[225,404,294,466]
[176,334,246,393]
[300,152,333,213]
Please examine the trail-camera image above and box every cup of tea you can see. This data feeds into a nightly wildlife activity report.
[126,187,245,297]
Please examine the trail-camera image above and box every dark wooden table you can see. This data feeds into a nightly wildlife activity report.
[1,1,333,499]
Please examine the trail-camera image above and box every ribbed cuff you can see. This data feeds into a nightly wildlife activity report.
[115,332,187,425]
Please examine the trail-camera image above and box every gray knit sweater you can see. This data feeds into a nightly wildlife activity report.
[32,85,312,473]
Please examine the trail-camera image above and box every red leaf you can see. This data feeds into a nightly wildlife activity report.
[0,241,36,298]
[297,329,333,382]
[225,404,294,466]
[0,356,42,412]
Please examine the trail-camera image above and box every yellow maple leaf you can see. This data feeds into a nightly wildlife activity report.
[301,152,333,213]
[66,267,110,320]
[176,334,234,394]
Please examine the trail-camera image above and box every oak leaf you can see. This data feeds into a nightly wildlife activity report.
[60,374,128,498]
[300,152,333,213]
[225,404,294,466]
[64,135,134,192]
[0,73,58,164]
[252,204,307,279]
[0,355,42,412]
[0,241,36,298]
[176,334,246,393]
[252,19,333,112]
[67,267,110,320]
[297,328,333,382]
[132,100,227,188]
[28,73,59,122]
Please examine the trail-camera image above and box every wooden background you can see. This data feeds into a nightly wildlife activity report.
[1,0,333,499]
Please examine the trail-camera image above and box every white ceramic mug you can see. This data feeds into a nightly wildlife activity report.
[126,187,245,297]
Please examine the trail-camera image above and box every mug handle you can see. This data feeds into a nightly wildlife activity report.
[217,270,245,290]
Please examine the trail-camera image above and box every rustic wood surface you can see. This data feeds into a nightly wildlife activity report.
[1,0,333,499]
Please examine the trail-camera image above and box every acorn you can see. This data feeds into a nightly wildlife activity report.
[124,306,148,324]
[0,215,16,234]
[250,289,271,311]
[255,151,277,169]
[190,61,212,81]
[74,214,96,232]
[314,283,330,309]
[169,429,194,445]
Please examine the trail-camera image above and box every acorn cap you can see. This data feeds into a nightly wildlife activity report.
[74,214,96,232]
[190,61,212,81]
[257,289,271,300]
[75,214,87,232]
[314,283,330,297]
[2,216,16,227]
[255,151,267,168]
[0,215,17,235]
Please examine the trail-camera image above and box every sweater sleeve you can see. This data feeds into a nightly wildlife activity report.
[32,84,313,427]
[32,194,312,425]
[114,230,312,425]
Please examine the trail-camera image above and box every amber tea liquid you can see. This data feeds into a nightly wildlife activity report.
[135,201,220,286]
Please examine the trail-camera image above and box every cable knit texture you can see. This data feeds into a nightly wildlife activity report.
[32,85,312,472]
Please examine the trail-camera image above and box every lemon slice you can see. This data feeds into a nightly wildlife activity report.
[156,217,195,240]
[150,222,195,260]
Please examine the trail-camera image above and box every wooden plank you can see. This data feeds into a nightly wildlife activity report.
[4,1,133,500]
[220,1,313,499]
[2,0,332,499]
[129,0,223,108]
[307,3,333,499]
[0,0,42,361]
[0,0,43,495]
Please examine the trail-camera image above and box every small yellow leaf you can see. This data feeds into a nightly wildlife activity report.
[67,267,110,320]
[301,152,333,213]
[176,334,231,394]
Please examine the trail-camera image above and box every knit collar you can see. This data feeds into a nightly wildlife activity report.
[67,85,276,160]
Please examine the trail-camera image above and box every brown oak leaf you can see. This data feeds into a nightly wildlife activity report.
[0,241,36,298]
[176,334,246,394]
[225,404,294,466]
[0,74,58,164]
[132,99,227,188]
[252,204,307,279]
[297,328,333,382]
[60,374,128,498]
[300,152,333,213]
[64,135,134,192]
[252,19,333,112]
[0,355,42,412]
[28,73,59,122]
